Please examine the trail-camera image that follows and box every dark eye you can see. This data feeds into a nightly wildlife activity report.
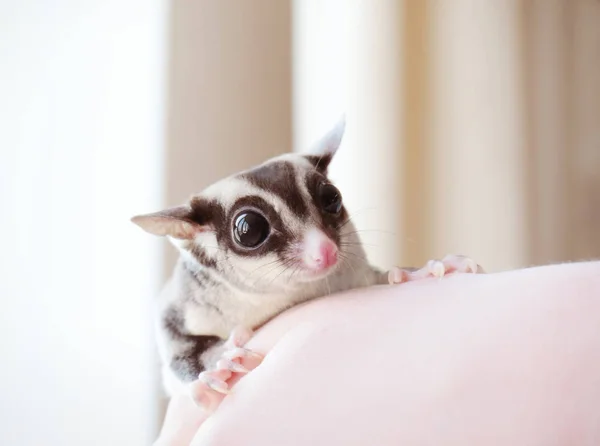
[233,211,270,248]
[318,182,343,214]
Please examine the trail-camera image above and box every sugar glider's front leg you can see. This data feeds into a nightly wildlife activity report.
[160,309,263,409]
[388,254,484,284]
[189,326,264,411]
[192,325,264,394]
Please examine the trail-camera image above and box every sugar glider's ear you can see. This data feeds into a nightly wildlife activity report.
[304,115,346,173]
[131,203,209,240]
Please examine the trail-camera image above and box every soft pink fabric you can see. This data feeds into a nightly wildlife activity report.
[156,262,600,446]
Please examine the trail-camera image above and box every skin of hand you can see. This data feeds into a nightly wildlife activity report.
[154,261,600,446]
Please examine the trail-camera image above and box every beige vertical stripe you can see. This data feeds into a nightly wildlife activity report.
[165,0,292,274]
[430,0,528,271]
[402,0,433,267]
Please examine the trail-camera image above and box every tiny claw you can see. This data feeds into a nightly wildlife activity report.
[440,254,482,274]
[225,326,254,348]
[198,373,231,395]
[465,258,479,274]
[428,260,446,278]
[190,388,209,408]
[388,267,407,285]
[217,358,249,374]
[223,347,264,361]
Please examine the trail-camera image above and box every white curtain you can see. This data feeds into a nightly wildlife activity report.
[1,1,167,444]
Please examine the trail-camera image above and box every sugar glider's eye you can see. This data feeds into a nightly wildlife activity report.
[318,182,343,214]
[233,211,270,248]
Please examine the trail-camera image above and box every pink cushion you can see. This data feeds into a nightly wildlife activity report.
[158,261,600,446]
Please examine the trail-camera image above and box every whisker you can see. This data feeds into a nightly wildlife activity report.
[250,259,293,288]
[339,253,359,278]
[286,263,303,285]
[245,258,285,277]
[341,253,371,287]
[341,229,398,237]
[336,207,379,230]
[339,250,371,266]
[340,249,369,259]
[339,241,380,249]
[265,260,297,289]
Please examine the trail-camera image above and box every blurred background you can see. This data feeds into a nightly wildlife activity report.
[1,0,599,444]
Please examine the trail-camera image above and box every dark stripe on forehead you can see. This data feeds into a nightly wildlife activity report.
[304,170,348,246]
[241,161,309,218]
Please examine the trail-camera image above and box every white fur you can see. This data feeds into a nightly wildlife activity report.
[194,232,220,257]
[309,115,346,155]
[183,299,229,336]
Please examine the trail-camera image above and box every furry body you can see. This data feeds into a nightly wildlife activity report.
[131,121,481,401]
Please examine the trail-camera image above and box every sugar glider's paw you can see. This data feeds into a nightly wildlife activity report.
[388,254,484,284]
[190,326,264,412]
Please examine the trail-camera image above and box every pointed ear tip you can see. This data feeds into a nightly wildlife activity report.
[332,116,346,140]
[130,214,149,226]
[330,117,346,148]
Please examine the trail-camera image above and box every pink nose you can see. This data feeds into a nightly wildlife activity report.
[312,241,338,269]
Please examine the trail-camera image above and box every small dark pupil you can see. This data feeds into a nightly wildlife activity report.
[234,212,269,248]
[320,183,342,213]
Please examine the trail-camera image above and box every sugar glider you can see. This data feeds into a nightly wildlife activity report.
[131,118,483,409]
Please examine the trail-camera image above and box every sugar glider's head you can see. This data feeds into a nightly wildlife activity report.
[132,118,355,292]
